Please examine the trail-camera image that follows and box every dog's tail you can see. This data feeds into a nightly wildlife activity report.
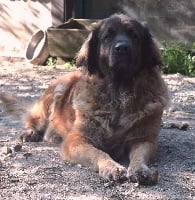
[0,92,29,120]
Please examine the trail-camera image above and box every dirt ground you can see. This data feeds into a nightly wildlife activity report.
[0,60,194,200]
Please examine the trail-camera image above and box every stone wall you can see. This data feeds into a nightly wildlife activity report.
[119,0,195,47]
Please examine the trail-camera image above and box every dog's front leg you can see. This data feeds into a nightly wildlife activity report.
[127,136,158,185]
[61,131,127,181]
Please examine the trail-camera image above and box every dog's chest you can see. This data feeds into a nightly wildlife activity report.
[80,84,136,138]
[78,88,139,153]
[72,77,143,144]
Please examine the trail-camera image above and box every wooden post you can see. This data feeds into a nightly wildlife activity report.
[51,0,74,26]
[65,0,74,21]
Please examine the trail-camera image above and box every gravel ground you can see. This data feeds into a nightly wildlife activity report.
[0,60,194,200]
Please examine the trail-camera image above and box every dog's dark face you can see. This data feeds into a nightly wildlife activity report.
[76,14,162,86]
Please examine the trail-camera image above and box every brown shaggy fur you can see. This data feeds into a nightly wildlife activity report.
[0,14,169,185]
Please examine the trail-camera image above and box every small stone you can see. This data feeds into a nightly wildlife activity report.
[170,122,189,131]
[104,182,112,188]
[134,183,139,187]
[23,152,32,159]
[2,146,12,155]
[168,106,177,113]
[170,123,180,129]
[27,181,37,186]
[13,144,22,152]
[76,164,82,168]
[10,177,19,183]
[165,146,172,154]
[180,123,189,131]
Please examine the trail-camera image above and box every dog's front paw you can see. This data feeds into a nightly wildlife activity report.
[99,160,127,182]
[20,128,43,142]
[127,164,158,185]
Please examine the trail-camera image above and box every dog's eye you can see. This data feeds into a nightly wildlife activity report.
[128,29,138,40]
[103,29,115,42]
[103,34,112,43]
[108,29,116,36]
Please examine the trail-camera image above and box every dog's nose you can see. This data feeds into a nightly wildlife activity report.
[114,41,130,54]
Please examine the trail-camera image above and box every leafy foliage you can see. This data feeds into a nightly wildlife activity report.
[161,42,195,77]
[46,57,75,70]
[64,60,75,70]
[46,56,57,67]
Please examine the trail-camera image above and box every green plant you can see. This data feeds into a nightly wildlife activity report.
[46,56,57,67]
[64,60,75,70]
[161,42,195,77]
[46,57,75,70]
[192,42,195,49]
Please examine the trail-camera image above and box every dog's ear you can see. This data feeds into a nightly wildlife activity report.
[141,26,162,69]
[76,27,99,75]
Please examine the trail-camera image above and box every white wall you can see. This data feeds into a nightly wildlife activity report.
[0,0,52,57]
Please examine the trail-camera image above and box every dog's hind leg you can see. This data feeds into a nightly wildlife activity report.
[20,128,44,142]
[43,123,62,144]
[0,92,43,142]
[19,100,49,142]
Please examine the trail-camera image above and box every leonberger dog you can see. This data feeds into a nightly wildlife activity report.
[0,14,169,185]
